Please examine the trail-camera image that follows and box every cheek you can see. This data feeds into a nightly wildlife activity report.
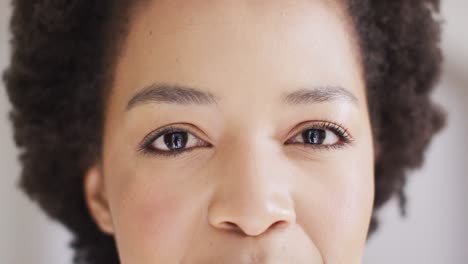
[106,164,204,262]
[294,147,374,262]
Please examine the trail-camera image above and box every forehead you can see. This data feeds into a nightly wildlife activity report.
[108,0,364,114]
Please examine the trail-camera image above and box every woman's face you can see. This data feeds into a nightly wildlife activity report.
[85,0,375,263]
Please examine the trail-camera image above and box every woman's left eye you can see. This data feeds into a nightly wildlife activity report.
[288,128,339,145]
[284,121,352,149]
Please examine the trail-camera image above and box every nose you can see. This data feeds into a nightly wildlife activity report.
[208,143,296,237]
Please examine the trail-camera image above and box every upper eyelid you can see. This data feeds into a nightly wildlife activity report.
[139,123,208,147]
[286,120,353,141]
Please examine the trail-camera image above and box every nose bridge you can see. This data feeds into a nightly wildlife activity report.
[208,138,296,236]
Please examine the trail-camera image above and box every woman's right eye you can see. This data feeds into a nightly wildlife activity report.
[139,126,211,157]
[152,131,201,151]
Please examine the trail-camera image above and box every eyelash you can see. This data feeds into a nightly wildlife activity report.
[137,125,209,158]
[137,120,354,158]
[286,120,353,150]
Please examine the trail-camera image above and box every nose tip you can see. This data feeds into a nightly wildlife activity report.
[217,217,293,237]
[217,220,289,237]
[209,197,296,237]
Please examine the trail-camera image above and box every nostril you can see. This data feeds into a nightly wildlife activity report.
[208,193,296,236]
[218,219,290,236]
[218,221,248,235]
[270,220,289,230]
[219,221,239,231]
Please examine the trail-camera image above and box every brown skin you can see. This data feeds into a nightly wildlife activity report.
[84,0,375,263]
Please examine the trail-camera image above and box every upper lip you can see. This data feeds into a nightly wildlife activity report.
[209,249,278,264]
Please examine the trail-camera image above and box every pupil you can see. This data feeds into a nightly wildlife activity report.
[302,129,326,144]
[164,132,188,150]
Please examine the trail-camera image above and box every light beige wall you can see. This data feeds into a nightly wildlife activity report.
[0,1,466,263]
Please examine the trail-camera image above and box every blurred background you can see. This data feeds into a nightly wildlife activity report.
[0,1,466,263]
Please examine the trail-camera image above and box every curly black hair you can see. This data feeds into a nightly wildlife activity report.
[2,0,446,263]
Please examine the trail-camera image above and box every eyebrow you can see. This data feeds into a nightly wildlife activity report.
[126,83,218,110]
[281,86,359,106]
[126,83,358,111]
